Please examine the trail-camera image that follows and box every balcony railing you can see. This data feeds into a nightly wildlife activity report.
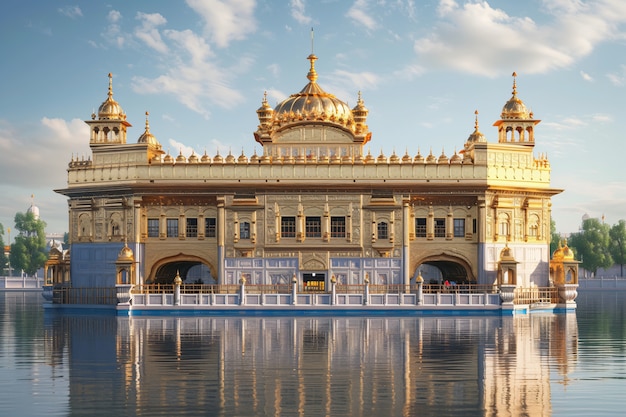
[49,283,563,306]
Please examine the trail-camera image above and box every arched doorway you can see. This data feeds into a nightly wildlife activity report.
[414,256,474,285]
[148,255,217,284]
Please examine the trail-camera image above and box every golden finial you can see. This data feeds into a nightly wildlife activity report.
[474,110,479,131]
[307,30,318,84]
[511,71,517,96]
[144,111,150,132]
[307,53,318,83]
[107,72,114,100]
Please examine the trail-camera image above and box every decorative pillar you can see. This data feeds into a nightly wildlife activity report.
[239,275,246,305]
[217,198,225,284]
[173,271,182,306]
[363,273,370,306]
[330,274,337,306]
[291,273,298,305]
[416,271,424,306]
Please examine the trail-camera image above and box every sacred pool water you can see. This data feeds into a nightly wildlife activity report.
[0,290,623,417]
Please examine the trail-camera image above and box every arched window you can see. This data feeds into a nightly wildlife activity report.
[240,222,251,239]
[498,213,510,239]
[528,214,540,238]
[377,221,388,240]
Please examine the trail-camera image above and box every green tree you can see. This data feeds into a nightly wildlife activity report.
[609,220,626,277]
[568,217,613,276]
[9,211,48,276]
[549,218,561,256]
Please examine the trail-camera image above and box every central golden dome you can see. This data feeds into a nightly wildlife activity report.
[273,54,353,122]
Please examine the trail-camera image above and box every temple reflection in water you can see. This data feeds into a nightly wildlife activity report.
[44,314,577,416]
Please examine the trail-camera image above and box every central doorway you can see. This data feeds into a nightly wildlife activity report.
[302,272,326,292]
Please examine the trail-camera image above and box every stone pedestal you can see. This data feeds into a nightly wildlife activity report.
[499,284,516,305]
[42,285,54,303]
[116,284,133,305]
[558,283,579,304]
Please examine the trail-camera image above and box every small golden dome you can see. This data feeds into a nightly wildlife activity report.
[225,150,236,164]
[117,244,134,262]
[402,150,412,163]
[163,152,174,164]
[499,245,515,261]
[414,149,424,163]
[238,150,248,164]
[176,150,187,163]
[364,149,375,164]
[213,151,223,163]
[450,150,462,164]
[562,245,575,260]
[426,149,437,164]
[466,110,486,143]
[438,149,449,164]
[501,72,530,119]
[389,150,400,164]
[250,150,259,163]
[188,152,199,163]
[98,73,126,120]
[201,150,211,163]
[138,111,160,145]
[376,150,387,163]
[552,240,564,260]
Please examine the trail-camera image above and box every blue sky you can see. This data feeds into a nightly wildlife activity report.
[1,0,625,238]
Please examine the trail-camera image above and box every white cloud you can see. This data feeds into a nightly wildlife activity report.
[108,10,122,23]
[167,138,197,157]
[186,0,257,48]
[413,0,626,76]
[135,12,169,54]
[0,119,89,191]
[392,64,426,80]
[101,10,125,48]
[580,70,593,81]
[266,63,280,78]
[290,0,312,25]
[592,113,612,122]
[132,28,244,117]
[346,0,377,30]
[607,64,626,86]
[58,6,82,18]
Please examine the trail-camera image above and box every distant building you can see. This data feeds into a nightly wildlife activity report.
[53,56,561,291]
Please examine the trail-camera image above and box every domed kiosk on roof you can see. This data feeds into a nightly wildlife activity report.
[254,53,371,160]
[493,72,540,145]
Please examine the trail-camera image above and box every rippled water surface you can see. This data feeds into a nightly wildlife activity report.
[1,291,624,417]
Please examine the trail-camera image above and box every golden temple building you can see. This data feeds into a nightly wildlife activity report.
[54,54,561,291]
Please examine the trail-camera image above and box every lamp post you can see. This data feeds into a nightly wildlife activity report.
[7,227,11,277]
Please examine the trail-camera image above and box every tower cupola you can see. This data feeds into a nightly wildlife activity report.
[493,72,540,146]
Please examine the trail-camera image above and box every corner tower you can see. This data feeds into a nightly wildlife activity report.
[86,73,132,146]
[493,72,540,146]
